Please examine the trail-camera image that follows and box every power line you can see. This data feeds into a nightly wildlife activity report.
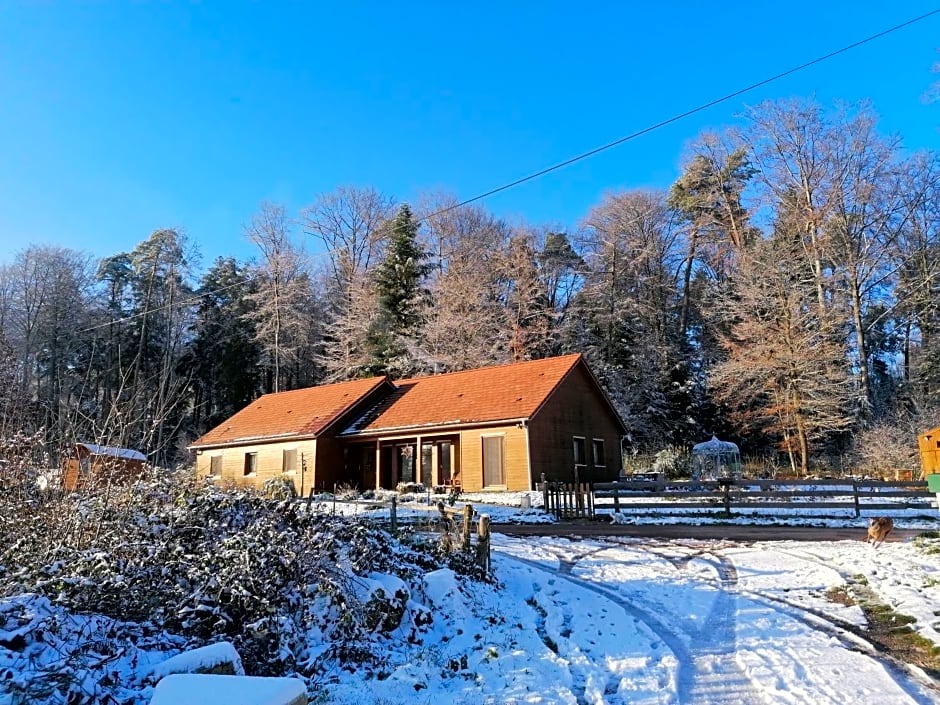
[441,8,940,212]
[73,7,940,335]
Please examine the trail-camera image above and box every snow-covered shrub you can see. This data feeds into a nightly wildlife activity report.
[261,476,297,499]
[0,468,457,689]
[652,445,690,479]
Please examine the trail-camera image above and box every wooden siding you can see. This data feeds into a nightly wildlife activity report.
[920,426,940,477]
[62,456,145,492]
[527,364,623,484]
[457,424,529,492]
[195,439,317,494]
[314,436,346,492]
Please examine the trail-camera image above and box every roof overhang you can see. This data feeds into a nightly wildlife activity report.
[188,432,318,452]
[340,417,531,439]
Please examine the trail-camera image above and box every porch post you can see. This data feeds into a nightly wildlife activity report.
[374,441,381,490]
[415,435,423,486]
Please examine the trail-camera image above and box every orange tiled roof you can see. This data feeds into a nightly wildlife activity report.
[343,354,584,435]
[190,376,389,448]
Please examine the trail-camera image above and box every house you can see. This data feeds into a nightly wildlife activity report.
[189,354,626,493]
[62,443,148,491]
[919,425,940,478]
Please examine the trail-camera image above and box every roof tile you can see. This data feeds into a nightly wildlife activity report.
[343,354,583,434]
[191,376,388,447]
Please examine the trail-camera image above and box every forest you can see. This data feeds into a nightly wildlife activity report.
[1,98,937,476]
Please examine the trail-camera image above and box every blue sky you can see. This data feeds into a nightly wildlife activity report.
[1,2,939,271]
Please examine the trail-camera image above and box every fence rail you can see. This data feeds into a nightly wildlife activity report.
[592,478,936,518]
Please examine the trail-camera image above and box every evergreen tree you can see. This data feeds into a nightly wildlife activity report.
[186,258,262,433]
[365,204,431,377]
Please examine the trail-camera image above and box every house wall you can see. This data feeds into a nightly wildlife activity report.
[527,364,623,484]
[457,424,529,492]
[195,439,317,494]
[314,436,347,492]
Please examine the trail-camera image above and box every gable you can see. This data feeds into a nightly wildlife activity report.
[190,376,391,449]
[531,360,627,434]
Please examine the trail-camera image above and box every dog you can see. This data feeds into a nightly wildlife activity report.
[866,517,894,547]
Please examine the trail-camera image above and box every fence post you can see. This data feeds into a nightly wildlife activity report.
[853,480,860,518]
[613,481,620,513]
[541,473,548,513]
[332,483,337,516]
[462,503,473,551]
[573,466,582,515]
[722,480,731,516]
[477,514,491,574]
[391,495,398,533]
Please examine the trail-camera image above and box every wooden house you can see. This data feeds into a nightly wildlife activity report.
[189,354,626,493]
[62,443,148,491]
[919,425,940,478]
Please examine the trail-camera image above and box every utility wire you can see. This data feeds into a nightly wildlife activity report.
[73,7,940,335]
[440,7,940,213]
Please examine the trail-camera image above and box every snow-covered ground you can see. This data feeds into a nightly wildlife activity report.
[5,485,940,704]
[303,492,940,704]
[321,531,940,704]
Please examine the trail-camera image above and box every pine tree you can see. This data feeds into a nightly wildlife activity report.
[365,204,431,377]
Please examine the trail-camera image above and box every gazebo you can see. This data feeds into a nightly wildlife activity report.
[691,436,742,481]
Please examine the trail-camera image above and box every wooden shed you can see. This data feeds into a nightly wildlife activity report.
[919,426,940,478]
[190,354,627,493]
[62,443,148,491]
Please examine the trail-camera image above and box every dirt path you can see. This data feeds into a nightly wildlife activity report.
[493,522,922,542]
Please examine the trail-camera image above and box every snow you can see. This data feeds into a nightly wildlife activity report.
[148,641,245,679]
[77,443,148,461]
[318,528,940,704]
[4,484,940,704]
[149,674,305,705]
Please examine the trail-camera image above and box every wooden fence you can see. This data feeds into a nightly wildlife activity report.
[302,492,491,574]
[592,478,936,518]
[541,476,594,520]
[437,502,491,574]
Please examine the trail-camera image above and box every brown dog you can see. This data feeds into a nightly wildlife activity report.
[867,517,894,547]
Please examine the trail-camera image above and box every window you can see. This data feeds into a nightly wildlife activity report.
[282,448,297,474]
[244,452,258,476]
[592,439,606,467]
[482,435,505,487]
[210,455,222,476]
[573,437,586,466]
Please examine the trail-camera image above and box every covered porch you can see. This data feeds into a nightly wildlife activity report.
[343,433,460,491]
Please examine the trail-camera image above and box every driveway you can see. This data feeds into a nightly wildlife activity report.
[493,521,922,542]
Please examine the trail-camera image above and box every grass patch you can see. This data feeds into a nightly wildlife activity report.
[915,531,940,555]
[851,592,940,677]
[824,586,856,607]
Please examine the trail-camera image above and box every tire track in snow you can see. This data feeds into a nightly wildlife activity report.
[598,539,940,703]
[503,549,761,704]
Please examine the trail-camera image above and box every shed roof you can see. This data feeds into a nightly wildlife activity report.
[75,444,147,461]
[190,376,390,448]
[342,353,598,436]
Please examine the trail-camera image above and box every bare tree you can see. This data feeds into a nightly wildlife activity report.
[710,237,855,474]
[569,190,689,447]
[419,198,513,370]
[302,186,394,294]
[244,202,315,393]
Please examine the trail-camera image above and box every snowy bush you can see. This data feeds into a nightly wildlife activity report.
[0,467,478,702]
[652,445,690,479]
